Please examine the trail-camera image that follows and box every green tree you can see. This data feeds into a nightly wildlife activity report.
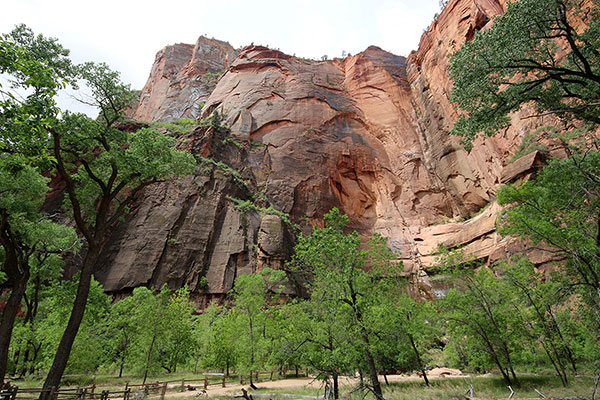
[443,265,523,387]
[119,286,195,381]
[31,276,109,375]
[370,294,439,387]
[191,304,238,375]
[0,24,77,385]
[231,268,286,389]
[497,151,600,338]
[0,24,196,390]
[7,221,78,379]
[129,287,168,382]
[292,294,358,399]
[104,296,137,377]
[449,0,600,149]
[39,51,195,396]
[499,258,578,386]
[290,208,397,400]
[159,287,194,374]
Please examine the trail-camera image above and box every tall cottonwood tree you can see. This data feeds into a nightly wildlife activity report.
[41,62,195,393]
[231,268,286,389]
[0,25,78,385]
[497,151,600,330]
[499,259,578,386]
[443,267,522,387]
[0,166,77,384]
[370,294,438,387]
[0,25,195,393]
[290,208,397,400]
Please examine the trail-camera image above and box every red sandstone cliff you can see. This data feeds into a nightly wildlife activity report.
[97,0,564,298]
[132,36,239,122]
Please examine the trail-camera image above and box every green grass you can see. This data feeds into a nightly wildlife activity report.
[149,119,198,135]
[381,374,596,400]
[10,373,598,399]
[206,375,598,400]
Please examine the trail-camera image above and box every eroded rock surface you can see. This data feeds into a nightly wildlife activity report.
[132,36,239,122]
[101,0,566,297]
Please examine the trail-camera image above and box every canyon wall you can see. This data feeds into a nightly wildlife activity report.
[100,0,562,299]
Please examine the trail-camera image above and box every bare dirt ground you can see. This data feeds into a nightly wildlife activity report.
[163,373,464,398]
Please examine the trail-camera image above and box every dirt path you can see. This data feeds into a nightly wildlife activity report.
[163,374,465,398]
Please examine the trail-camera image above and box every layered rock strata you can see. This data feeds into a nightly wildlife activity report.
[132,36,239,122]
[97,0,565,297]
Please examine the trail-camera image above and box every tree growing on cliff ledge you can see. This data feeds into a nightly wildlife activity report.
[449,0,600,150]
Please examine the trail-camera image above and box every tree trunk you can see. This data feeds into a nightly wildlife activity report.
[507,360,519,387]
[332,371,339,400]
[19,347,30,378]
[363,339,383,400]
[492,355,512,386]
[0,271,28,384]
[118,358,124,378]
[249,371,257,390]
[408,334,429,387]
[143,333,157,384]
[28,344,41,375]
[41,247,98,398]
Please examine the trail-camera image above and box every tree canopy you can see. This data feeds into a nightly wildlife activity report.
[0,24,196,391]
[449,0,600,150]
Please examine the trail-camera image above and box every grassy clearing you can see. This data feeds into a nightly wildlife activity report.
[382,375,596,400]
[10,373,598,399]
[204,375,598,400]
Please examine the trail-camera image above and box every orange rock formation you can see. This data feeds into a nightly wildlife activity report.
[100,0,562,297]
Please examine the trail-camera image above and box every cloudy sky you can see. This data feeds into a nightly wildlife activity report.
[2,0,440,111]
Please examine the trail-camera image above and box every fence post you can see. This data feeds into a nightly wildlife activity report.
[50,386,57,400]
[125,388,131,400]
[180,378,185,392]
[239,374,243,385]
[10,386,18,400]
[222,375,226,388]
[160,384,166,400]
[203,377,208,390]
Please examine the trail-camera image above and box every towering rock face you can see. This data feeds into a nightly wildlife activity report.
[101,0,561,297]
[132,36,239,122]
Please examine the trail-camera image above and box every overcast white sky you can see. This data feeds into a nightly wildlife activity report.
[2,0,440,112]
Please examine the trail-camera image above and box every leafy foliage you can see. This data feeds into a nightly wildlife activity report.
[498,151,600,328]
[290,208,398,398]
[449,0,600,150]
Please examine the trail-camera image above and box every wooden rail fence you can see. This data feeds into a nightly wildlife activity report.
[0,369,301,400]
[0,386,128,400]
